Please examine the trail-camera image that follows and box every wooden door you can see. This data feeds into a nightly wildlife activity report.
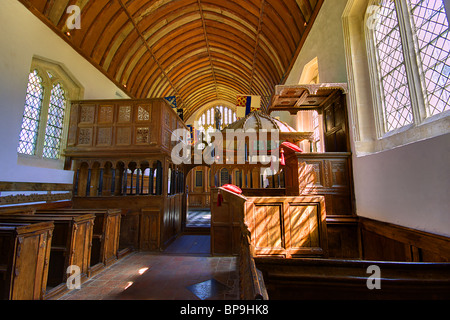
[102,212,121,266]
[323,93,350,152]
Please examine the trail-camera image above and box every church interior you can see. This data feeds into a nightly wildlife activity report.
[0,0,449,302]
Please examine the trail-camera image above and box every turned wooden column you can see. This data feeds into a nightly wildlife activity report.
[86,167,92,196]
[73,168,80,196]
[110,167,116,195]
[122,165,128,196]
[98,167,104,196]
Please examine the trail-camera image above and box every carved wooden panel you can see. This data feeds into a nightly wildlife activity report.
[97,127,112,146]
[136,127,150,144]
[98,105,114,123]
[162,129,171,148]
[80,105,95,123]
[118,105,132,123]
[136,105,151,122]
[164,109,170,127]
[66,99,187,157]
[78,128,93,146]
[294,153,354,216]
[67,103,79,146]
[116,127,131,145]
[330,160,348,187]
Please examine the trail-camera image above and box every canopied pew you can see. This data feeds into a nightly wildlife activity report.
[0,222,54,300]
[35,208,121,273]
[0,213,94,299]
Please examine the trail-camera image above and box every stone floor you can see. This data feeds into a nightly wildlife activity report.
[59,235,238,300]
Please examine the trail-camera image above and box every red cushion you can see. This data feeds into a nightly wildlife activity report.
[221,184,243,194]
[282,142,303,152]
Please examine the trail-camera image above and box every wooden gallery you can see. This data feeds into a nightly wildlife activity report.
[0,0,449,301]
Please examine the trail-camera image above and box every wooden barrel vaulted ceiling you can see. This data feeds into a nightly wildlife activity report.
[19,0,323,120]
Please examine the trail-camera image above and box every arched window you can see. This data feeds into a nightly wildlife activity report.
[372,0,413,132]
[43,83,67,159]
[196,105,237,133]
[17,57,82,165]
[17,70,44,156]
[408,0,450,117]
[367,0,450,135]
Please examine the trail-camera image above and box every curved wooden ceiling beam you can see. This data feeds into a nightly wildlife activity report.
[20,0,325,116]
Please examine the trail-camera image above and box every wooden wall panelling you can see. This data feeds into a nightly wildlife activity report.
[290,152,354,217]
[140,208,161,251]
[359,217,450,262]
[255,257,450,300]
[0,222,54,300]
[325,216,360,259]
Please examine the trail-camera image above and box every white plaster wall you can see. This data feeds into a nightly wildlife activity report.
[284,0,349,85]
[353,133,450,237]
[275,0,349,130]
[0,0,128,183]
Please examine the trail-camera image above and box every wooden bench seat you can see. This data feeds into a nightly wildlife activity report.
[0,222,54,300]
[254,257,450,300]
[36,208,122,273]
[0,213,94,299]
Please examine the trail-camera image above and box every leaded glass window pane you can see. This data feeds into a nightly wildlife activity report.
[17,70,44,155]
[374,0,414,132]
[408,0,450,116]
[43,83,66,159]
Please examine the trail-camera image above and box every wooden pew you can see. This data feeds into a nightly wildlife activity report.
[0,213,94,299]
[0,222,54,300]
[36,208,121,274]
[254,257,450,300]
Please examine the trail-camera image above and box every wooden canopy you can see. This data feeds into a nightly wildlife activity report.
[269,83,348,114]
[19,0,324,119]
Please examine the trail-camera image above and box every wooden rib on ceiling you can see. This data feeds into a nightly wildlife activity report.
[18,0,323,119]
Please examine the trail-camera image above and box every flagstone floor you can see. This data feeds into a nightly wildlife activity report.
[59,235,238,300]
